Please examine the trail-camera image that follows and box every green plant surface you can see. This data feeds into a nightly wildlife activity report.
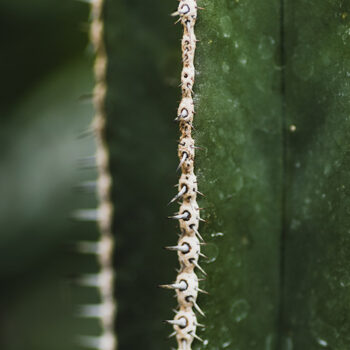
[280,1,350,349]
[193,0,283,349]
[101,0,350,349]
[0,59,95,274]
[103,0,181,348]
[103,0,283,348]
[0,58,102,350]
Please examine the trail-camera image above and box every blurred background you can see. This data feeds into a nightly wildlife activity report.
[0,1,101,348]
[0,1,181,349]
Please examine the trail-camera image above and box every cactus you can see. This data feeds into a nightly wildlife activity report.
[79,0,350,349]
[2,0,350,349]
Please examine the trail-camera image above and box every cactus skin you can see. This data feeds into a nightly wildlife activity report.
[97,0,350,349]
[193,0,283,348]
[280,1,350,349]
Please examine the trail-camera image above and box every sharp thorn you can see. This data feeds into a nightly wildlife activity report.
[192,227,204,241]
[168,212,190,220]
[177,153,188,171]
[76,333,115,349]
[193,261,207,276]
[186,21,192,35]
[72,209,99,222]
[165,317,187,327]
[75,304,108,318]
[77,274,100,287]
[192,332,204,342]
[196,190,205,197]
[76,241,99,254]
[193,300,206,317]
[159,281,187,291]
[168,331,177,339]
[164,244,190,253]
[197,288,209,295]
[168,186,187,204]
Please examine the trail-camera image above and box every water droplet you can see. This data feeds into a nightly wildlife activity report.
[211,232,224,238]
[239,56,247,65]
[219,16,233,38]
[202,243,219,263]
[222,340,231,348]
[222,61,230,73]
[317,339,328,347]
[258,36,276,60]
[230,299,250,322]
[324,163,331,176]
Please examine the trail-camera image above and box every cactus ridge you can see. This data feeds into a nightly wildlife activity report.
[74,1,117,349]
[164,1,205,349]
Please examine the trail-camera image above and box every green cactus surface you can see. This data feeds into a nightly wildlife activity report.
[98,0,350,349]
[280,1,350,349]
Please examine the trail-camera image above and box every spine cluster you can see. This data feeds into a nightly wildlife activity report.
[163,1,205,349]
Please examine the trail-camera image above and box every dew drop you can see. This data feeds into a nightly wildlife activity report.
[222,340,231,348]
[202,243,219,263]
[222,61,230,73]
[219,16,232,38]
[211,232,224,238]
[230,299,250,322]
[317,338,328,347]
[258,36,276,60]
[239,56,247,65]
